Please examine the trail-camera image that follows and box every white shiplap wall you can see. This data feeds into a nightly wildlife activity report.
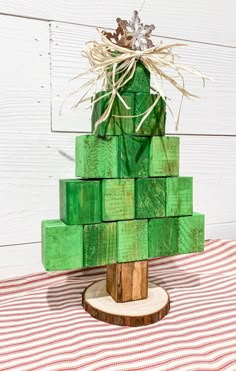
[0,1,236,279]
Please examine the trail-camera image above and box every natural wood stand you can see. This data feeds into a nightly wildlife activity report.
[82,261,170,326]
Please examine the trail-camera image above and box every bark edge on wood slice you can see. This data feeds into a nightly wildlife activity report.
[82,280,170,327]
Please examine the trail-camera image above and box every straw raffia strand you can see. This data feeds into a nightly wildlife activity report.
[72,29,210,132]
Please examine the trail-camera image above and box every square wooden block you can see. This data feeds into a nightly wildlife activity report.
[75,135,118,178]
[102,179,135,221]
[149,136,179,176]
[83,222,117,267]
[60,179,101,225]
[117,219,148,263]
[106,260,148,302]
[149,213,204,258]
[41,220,83,271]
[135,177,166,218]
[134,93,166,136]
[166,177,193,216]
[118,135,150,178]
[91,92,135,136]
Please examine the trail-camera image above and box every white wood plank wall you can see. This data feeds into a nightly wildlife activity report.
[0,1,235,279]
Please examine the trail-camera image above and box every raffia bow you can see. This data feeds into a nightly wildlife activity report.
[72,29,209,132]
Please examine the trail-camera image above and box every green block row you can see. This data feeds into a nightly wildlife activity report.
[75,135,179,179]
[42,219,148,270]
[60,177,193,225]
[41,213,204,271]
[92,91,166,136]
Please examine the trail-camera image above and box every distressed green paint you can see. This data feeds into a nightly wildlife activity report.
[148,213,204,258]
[75,135,118,178]
[149,136,179,176]
[60,179,101,225]
[149,217,179,258]
[83,222,117,267]
[179,213,205,254]
[119,62,150,93]
[41,220,83,271]
[134,94,166,136]
[102,179,135,221]
[135,178,166,218]
[166,177,193,216]
[91,92,134,136]
[118,135,149,178]
[117,219,148,263]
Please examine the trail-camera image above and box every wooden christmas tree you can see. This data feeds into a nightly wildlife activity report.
[41,12,205,326]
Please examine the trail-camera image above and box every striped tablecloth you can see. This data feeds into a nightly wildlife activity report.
[0,239,236,371]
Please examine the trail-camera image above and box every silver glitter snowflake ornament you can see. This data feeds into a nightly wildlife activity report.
[102,10,156,50]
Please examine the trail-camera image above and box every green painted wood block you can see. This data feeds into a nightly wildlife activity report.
[118,135,149,178]
[83,222,117,267]
[135,178,166,218]
[134,94,166,136]
[102,179,134,221]
[119,62,150,93]
[91,92,134,136]
[149,217,179,258]
[179,212,205,254]
[117,219,148,263]
[75,135,118,178]
[60,179,101,225]
[149,136,179,176]
[41,220,83,271]
[148,212,204,258]
[166,177,193,217]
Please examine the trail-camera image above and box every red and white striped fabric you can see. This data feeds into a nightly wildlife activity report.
[0,239,236,371]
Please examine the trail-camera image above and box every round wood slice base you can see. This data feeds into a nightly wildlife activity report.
[82,280,170,327]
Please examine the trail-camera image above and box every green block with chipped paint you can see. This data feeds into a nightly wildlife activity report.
[117,219,148,263]
[166,177,193,217]
[91,92,135,136]
[41,219,83,271]
[75,135,118,178]
[134,93,166,136]
[60,179,101,225]
[118,135,149,178]
[83,222,117,267]
[149,136,179,176]
[135,177,166,218]
[102,179,135,221]
[148,213,204,258]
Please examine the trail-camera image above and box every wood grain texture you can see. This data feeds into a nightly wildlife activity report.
[50,22,236,135]
[149,136,179,176]
[1,1,235,46]
[75,135,118,178]
[60,179,102,225]
[41,219,83,270]
[134,94,166,136]
[106,261,148,303]
[149,213,205,258]
[166,176,193,217]
[135,178,166,219]
[102,179,135,221]
[83,222,117,267]
[117,219,148,263]
[83,280,170,326]
[119,62,150,93]
[119,135,150,178]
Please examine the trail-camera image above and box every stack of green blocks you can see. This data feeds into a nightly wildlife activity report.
[42,63,204,271]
